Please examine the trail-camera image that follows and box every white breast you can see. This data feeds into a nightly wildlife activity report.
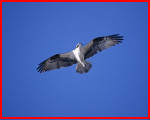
[73,47,85,67]
[73,47,80,61]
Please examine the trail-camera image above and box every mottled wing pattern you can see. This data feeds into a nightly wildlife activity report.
[37,51,77,73]
[81,34,123,59]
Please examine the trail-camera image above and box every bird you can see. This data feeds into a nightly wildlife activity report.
[37,34,123,74]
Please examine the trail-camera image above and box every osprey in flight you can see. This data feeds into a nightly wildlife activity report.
[37,34,123,74]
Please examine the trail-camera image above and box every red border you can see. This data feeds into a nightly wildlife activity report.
[0,1,149,119]
[1,1,2,119]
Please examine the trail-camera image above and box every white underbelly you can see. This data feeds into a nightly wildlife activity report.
[73,48,85,67]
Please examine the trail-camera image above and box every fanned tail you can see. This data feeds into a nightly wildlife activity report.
[76,61,92,74]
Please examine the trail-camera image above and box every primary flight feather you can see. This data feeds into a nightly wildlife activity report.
[37,34,124,74]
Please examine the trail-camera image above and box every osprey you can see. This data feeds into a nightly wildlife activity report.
[37,34,123,74]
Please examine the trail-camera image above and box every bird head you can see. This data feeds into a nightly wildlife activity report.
[76,43,83,48]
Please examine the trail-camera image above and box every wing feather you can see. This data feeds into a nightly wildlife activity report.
[81,34,124,59]
[37,51,77,73]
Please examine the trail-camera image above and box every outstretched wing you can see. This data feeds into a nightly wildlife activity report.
[81,34,124,59]
[37,51,77,73]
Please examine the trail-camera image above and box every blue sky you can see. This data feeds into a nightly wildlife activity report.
[2,2,148,117]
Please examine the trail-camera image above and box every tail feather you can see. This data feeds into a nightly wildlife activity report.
[76,61,92,74]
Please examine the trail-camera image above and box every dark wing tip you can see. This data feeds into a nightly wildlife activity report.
[36,60,46,73]
[109,34,124,45]
[109,34,124,40]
